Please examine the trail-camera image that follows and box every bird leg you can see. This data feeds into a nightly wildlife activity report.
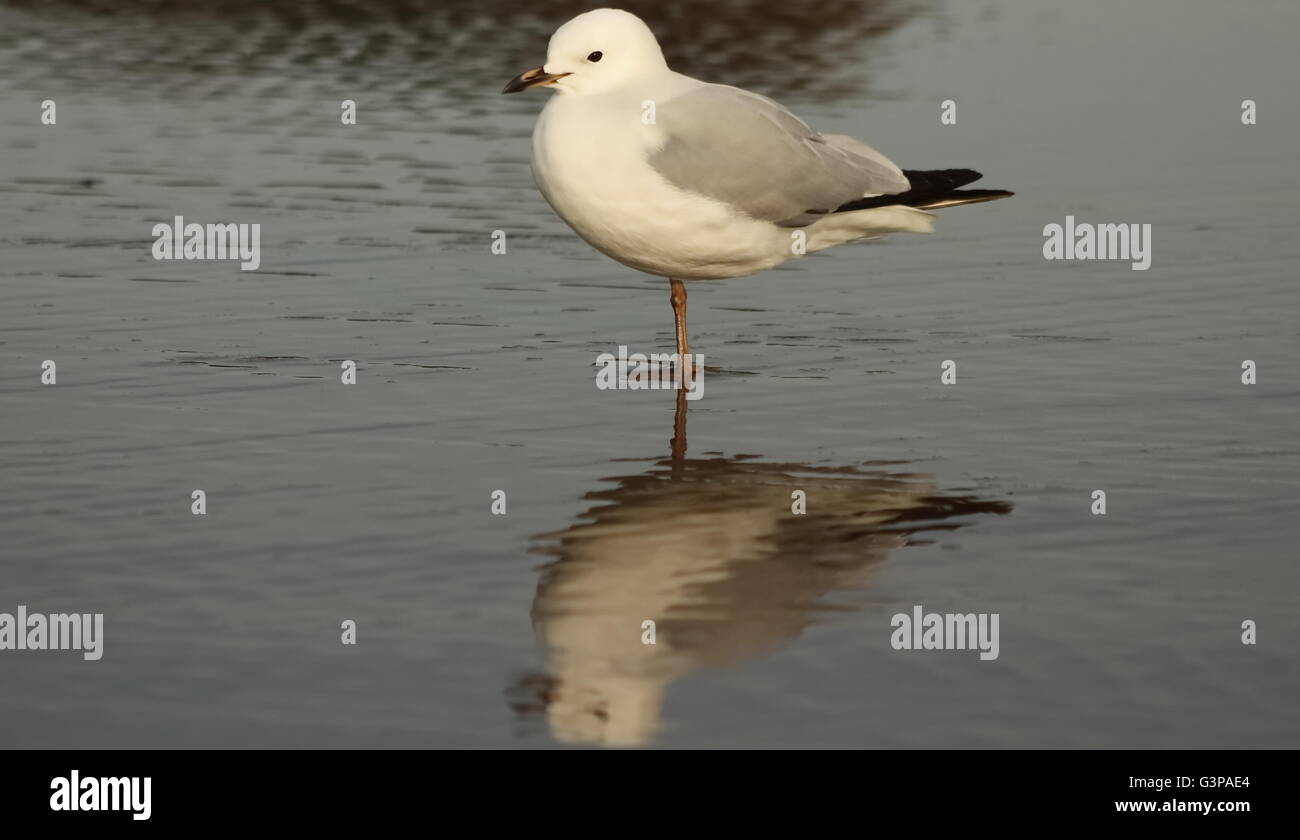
[669,277,689,371]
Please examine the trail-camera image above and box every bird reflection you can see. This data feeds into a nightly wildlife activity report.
[511,391,1010,746]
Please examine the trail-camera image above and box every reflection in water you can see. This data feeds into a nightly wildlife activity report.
[0,0,927,102]
[512,393,1010,746]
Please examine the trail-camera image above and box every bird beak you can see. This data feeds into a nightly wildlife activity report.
[502,66,570,94]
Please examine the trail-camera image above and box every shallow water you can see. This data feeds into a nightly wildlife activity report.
[1,0,1297,748]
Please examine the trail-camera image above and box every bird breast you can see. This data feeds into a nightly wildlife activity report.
[529,96,786,280]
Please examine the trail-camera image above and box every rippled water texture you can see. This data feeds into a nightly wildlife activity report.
[1,0,1297,747]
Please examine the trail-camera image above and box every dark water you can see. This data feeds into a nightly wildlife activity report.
[1,0,1297,747]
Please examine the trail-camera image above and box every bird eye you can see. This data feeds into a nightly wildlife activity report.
[587,51,603,62]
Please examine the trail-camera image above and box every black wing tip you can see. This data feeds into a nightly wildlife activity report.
[913,189,1015,209]
[833,169,1012,213]
[902,167,982,180]
[945,188,1014,200]
[900,168,985,192]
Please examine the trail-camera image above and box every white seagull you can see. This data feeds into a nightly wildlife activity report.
[503,8,1011,361]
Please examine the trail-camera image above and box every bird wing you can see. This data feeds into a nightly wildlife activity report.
[647,84,911,227]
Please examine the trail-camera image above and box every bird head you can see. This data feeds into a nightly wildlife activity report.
[503,9,667,96]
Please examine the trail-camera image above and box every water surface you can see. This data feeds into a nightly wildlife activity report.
[1,0,1297,747]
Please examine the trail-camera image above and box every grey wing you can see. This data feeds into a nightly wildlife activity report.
[648,85,911,227]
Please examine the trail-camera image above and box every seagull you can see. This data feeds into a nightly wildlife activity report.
[503,8,1012,362]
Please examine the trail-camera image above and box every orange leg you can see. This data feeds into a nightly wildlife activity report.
[668,279,691,463]
[669,278,688,359]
